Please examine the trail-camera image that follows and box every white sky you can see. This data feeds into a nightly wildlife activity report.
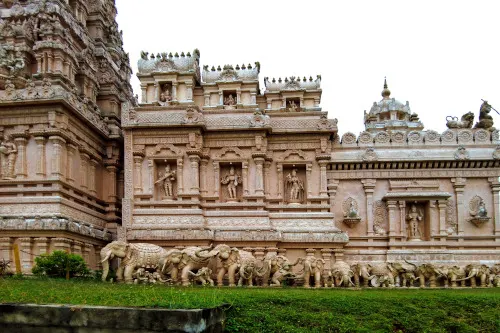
[115,0,500,136]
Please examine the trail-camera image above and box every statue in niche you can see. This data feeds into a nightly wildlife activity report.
[155,164,176,199]
[288,100,298,112]
[406,204,423,240]
[0,137,17,179]
[224,94,236,109]
[221,166,241,201]
[159,85,172,106]
[286,169,304,203]
[346,200,359,218]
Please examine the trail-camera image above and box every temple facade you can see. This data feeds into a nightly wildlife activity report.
[0,0,499,272]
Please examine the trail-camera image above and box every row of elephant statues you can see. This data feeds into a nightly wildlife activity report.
[100,241,500,288]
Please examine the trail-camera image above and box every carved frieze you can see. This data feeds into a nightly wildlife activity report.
[373,200,388,235]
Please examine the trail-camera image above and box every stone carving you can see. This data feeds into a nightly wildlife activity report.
[474,100,495,131]
[373,201,387,235]
[158,85,172,106]
[342,197,361,228]
[249,111,270,127]
[287,100,298,112]
[406,204,423,241]
[441,130,457,143]
[182,107,203,124]
[474,129,490,143]
[316,114,337,130]
[468,195,490,227]
[493,146,500,160]
[154,164,176,199]
[374,132,390,144]
[368,263,395,287]
[0,137,17,179]
[446,199,458,235]
[446,111,474,129]
[454,146,470,160]
[331,261,355,287]
[100,241,168,283]
[221,166,242,201]
[361,147,378,162]
[424,130,440,144]
[297,256,324,288]
[457,130,473,144]
[188,267,214,286]
[224,94,236,109]
[261,253,300,287]
[358,131,373,145]
[341,132,357,145]
[286,169,304,204]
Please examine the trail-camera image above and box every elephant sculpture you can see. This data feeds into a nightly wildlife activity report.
[438,265,468,288]
[489,263,500,287]
[237,257,268,287]
[369,263,395,287]
[158,248,184,283]
[415,263,438,288]
[331,261,355,287]
[456,264,491,287]
[389,260,418,287]
[100,241,168,283]
[351,262,372,287]
[261,253,301,287]
[195,244,239,286]
[188,267,214,286]
[166,246,216,286]
[295,256,325,288]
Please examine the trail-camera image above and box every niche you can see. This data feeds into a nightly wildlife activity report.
[154,160,177,200]
[283,165,306,204]
[219,162,242,202]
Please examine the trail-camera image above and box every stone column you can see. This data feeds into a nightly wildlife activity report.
[488,178,500,239]
[254,157,264,196]
[189,155,200,193]
[66,144,77,183]
[146,160,154,194]
[319,161,328,197]
[429,200,438,239]
[399,201,406,238]
[218,91,223,106]
[253,247,266,261]
[277,164,283,199]
[14,137,27,179]
[47,52,53,73]
[80,153,89,190]
[452,178,466,236]
[305,248,316,258]
[251,92,257,105]
[133,153,143,194]
[82,243,91,266]
[242,161,249,196]
[200,159,209,195]
[186,82,193,102]
[203,93,210,107]
[171,82,178,102]
[177,158,184,195]
[89,159,98,196]
[84,244,95,269]
[34,136,46,177]
[52,238,71,252]
[0,237,12,262]
[153,82,159,103]
[140,84,147,103]
[34,237,49,256]
[18,237,32,273]
[387,200,398,239]
[49,136,66,179]
[236,89,241,104]
[327,179,340,214]
[332,248,345,263]
[72,241,83,256]
[438,200,448,237]
[361,179,376,236]
[264,161,271,196]
[321,248,333,270]
[213,162,219,198]
[306,164,312,198]
[106,165,118,201]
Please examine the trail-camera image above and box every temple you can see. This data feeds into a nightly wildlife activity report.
[0,0,499,273]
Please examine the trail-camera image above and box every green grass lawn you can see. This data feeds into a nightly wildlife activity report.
[1,278,499,333]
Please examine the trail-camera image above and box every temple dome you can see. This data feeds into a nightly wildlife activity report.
[369,78,411,115]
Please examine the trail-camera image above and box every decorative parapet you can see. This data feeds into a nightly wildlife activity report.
[202,63,260,83]
[137,50,200,76]
[264,76,321,92]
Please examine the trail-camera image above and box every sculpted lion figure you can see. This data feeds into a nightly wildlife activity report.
[446,111,474,129]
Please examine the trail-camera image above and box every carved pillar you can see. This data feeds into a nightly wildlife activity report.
[18,237,32,273]
[66,144,77,183]
[0,237,13,263]
[319,161,328,197]
[34,237,49,256]
[200,159,209,195]
[277,164,283,199]
[253,247,266,261]
[387,200,398,239]
[49,136,66,179]
[52,238,71,252]
[488,178,500,238]
[321,249,333,270]
[147,160,154,194]
[189,155,200,193]
[213,162,219,197]
[84,243,95,269]
[429,200,438,239]
[177,158,184,195]
[332,248,344,262]
[264,161,271,196]
[242,161,249,196]
[71,241,83,256]
[218,91,223,106]
[236,89,241,104]
[89,159,98,196]
[306,164,312,198]
[361,179,376,236]
[327,179,340,214]
[203,93,210,107]
[106,165,118,201]
[47,52,53,73]
[140,84,147,103]
[80,153,89,189]
[153,82,159,103]
[171,82,178,102]
[186,82,193,102]
[133,153,143,194]
[438,200,448,236]
[399,201,406,238]
[251,92,257,105]
[305,248,316,258]
[254,157,264,196]
[300,97,304,109]
[35,136,46,177]
[14,137,27,179]
[82,243,90,266]
[452,178,466,236]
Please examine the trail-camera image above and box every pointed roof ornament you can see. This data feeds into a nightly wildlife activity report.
[381,77,391,99]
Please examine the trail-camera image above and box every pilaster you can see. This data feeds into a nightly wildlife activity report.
[176,158,184,195]
[387,200,398,239]
[327,179,340,214]
[52,238,71,252]
[34,237,49,256]
[200,159,209,195]
[89,159,98,196]
[264,161,271,196]
[188,155,200,193]
[49,136,66,179]
[35,136,46,177]
[399,201,406,238]
[361,179,376,236]
[66,144,77,183]
[306,164,312,198]
[318,161,328,197]
[80,152,89,189]
[106,165,118,201]
[321,248,333,270]
[332,248,344,262]
[438,200,448,237]
[452,178,466,236]
[0,237,13,262]
[133,153,143,194]
[254,157,265,196]
[213,161,220,197]
[488,177,500,239]
[242,161,249,196]
[18,237,32,274]
[14,137,27,179]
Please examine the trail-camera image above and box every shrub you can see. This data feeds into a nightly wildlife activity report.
[32,251,90,278]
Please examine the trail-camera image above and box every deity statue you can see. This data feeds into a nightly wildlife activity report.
[286,169,304,203]
[159,86,172,106]
[0,137,17,179]
[474,100,495,131]
[477,200,487,218]
[288,100,298,112]
[346,200,359,218]
[155,165,176,199]
[406,204,423,240]
[224,94,236,108]
[221,166,241,201]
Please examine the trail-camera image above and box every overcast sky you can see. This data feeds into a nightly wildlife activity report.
[115,0,500,136]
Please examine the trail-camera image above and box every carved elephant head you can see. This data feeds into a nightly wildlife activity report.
[160,249,184,274]
[100,241,130,281]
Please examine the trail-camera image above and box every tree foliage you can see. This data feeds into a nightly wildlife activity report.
[32,251,90,278]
